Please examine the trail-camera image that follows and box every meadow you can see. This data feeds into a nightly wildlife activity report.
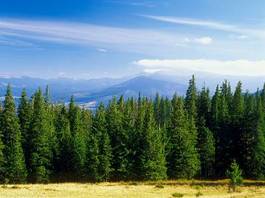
[1,180,265,198]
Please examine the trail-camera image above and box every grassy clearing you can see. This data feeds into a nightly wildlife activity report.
[1,180,265,198]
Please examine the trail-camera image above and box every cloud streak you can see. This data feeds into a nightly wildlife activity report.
[135,59,265,76]
[142,15,265,39]
[0,18,216,55]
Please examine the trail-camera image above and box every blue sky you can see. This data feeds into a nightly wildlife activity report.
[0,0,265,78]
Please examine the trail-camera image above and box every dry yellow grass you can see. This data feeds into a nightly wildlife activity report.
[0,180,265,198]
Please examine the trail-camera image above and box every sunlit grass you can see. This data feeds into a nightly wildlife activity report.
[0,180,265,198]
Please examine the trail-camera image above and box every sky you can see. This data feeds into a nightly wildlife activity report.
[0,0,265,79]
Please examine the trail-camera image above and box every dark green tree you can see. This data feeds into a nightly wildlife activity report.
[54,106,74,179]
[197,118,215,178]
[106,98,129,180]
[1,85,27,183]
[18,89,32,169]
[87,103,112,181]
[29,89,52,183]
[139,101,167,180]
[167,96,200,179]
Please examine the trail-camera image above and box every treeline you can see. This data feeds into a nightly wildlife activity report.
[0,76,265,183]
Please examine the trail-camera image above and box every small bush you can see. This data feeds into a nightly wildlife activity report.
[172,192,184,197]
[196,191,203,197]
[226,160,243,192]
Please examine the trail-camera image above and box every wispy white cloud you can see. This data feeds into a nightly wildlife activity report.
[185,36,213,45]
[97,48,108,53]
[142,15,265,39]
[194,37,213,45]
[0,18,213,54]
[135,59,265,76]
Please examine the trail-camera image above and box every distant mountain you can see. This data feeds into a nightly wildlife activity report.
[75,76,187,105]
[1,72,265,109]
[0,76,125,102]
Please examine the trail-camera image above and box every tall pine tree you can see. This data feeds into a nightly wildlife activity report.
[2,85,27,183]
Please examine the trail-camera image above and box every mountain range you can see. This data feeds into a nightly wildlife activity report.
[1,72,265,108]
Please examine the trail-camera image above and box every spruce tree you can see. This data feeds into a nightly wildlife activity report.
[106,98,129,180]
[185,75,199,146]
[167,97,200,179]
[139,101,167,180]
[18,89,32,170]
[0,101,4,182]
[29,89,52,183]
[54,106,74,179]
[71,107,87,177]
[1,85,27,183]
[87,103,112,181]
[250,100,265,179]
[197,118,215,178]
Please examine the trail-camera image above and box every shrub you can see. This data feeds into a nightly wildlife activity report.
[226,160,243,192]
[172,192,184,197]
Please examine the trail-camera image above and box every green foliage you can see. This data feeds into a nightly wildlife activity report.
[29,89,52,183]
[167,96,200,179]
[139,102,167,180]
[106,98,129,180]
[172,192,184,197]
[87,103,112,181]
[18,89,32,170]
[1,75,265,183]
[226,160,243,192]
[1,85,27,183]
[197,118,215,178]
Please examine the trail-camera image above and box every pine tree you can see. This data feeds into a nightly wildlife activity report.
[54,106,74,179]
[29,89,52,183]
[18,89,32,170]
[122,98,136,179]
[0,100,5,182]
[167,97,200,179]
[106,98,129,180]
[139,101,167,180]
[185,75,197,119]
[44,86,58,176]
[197,87,211,125]
[87,103,112,181]
[197,118,215,178]
[250,99,265,179]
[231,82,244,166]
[71,107,87,177]
[185,75,199,146]
[1,85,27,183]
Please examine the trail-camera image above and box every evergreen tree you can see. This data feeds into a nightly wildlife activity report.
[106,98,129,180]
[167,97,200,179]
[197,118,215,178]
[0,102,4,182]
[197,87,211,125]
[18,89,32,169]
[71,107,87,177]
[139,101,167,180]
[87,103,112,181]
[185,75,197,119]
[251,99,265,179]
[1,85,27,183]
[185,75,199,145]
[54,106,74,179]
[29,89,52,183]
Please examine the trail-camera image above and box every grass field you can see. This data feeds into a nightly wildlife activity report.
[1,180,265,198]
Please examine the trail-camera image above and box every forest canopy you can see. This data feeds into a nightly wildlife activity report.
[0,76,265,183]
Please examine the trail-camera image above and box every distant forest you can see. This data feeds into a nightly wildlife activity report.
[0,75,265,183]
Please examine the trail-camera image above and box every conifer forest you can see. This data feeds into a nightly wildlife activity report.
[1,75,265,184]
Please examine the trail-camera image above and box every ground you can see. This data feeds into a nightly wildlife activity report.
[1,180,265,198]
